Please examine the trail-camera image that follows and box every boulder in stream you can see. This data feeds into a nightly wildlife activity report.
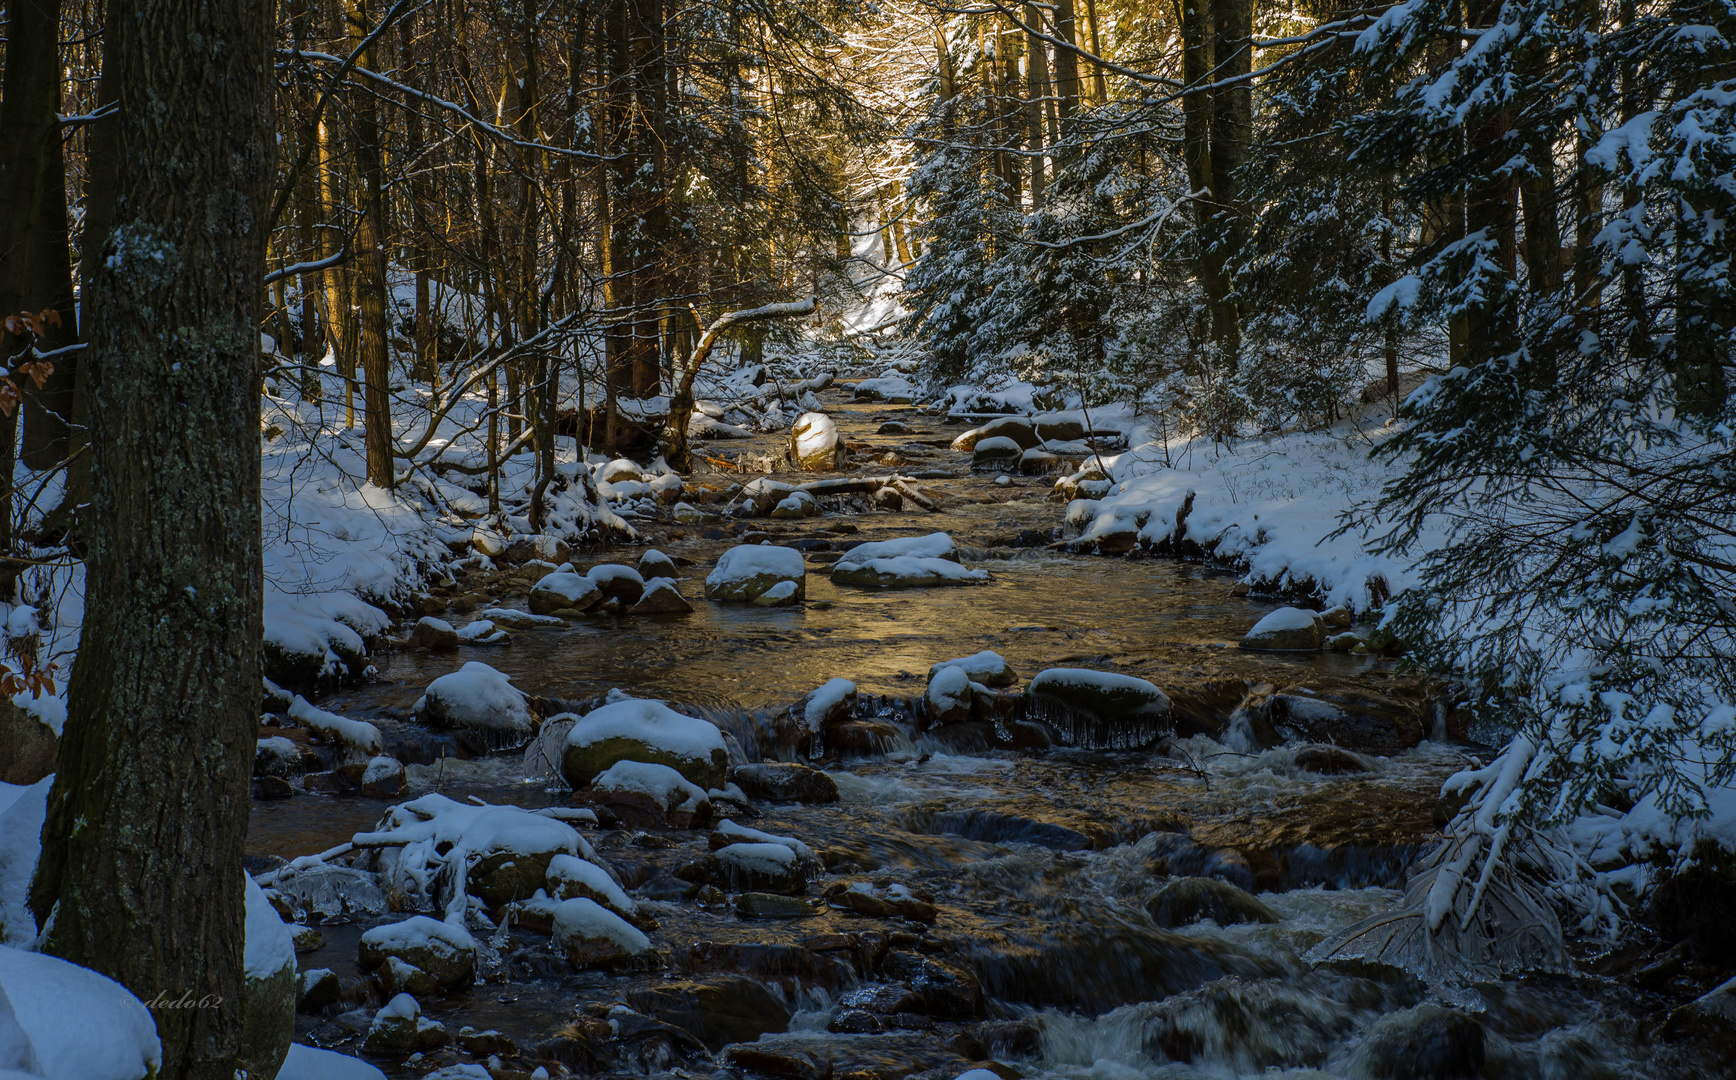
[1240,607,1325,651]
[1346,1004,1487,1080]
[562,696,729,789]
[414,661,535,744]
[587,760,714,828]
[358,916,477,990]
[1027,668,1172,722]
[528,570,602,615]
[929,650,1018,688]
[628,977,794,1048]
[639,549,680,579]
[632,577,694,615]
[791,412,847,471]
[553,897,652,968]
[408,616,460,651]
[363,993,450,1054]
[587,563,646,606]
[1145,877,1278,929]
[728,762,840,803]
[705,544,807,604]
[971,436,1024,471]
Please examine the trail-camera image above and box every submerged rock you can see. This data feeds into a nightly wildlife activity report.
[736,892,822,919]
[629,977,793,1048]
[728,762,839,803]
[1145,877,1278,928]
[1346,1004,1486,1080]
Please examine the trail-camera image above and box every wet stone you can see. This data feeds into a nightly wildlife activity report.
[1145,876,1278,928]
[729,762,840,803]
[628,977,794,1049]
[737,892,822,919]
[1348,1004,1487,1080]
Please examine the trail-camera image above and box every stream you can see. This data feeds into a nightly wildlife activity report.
[251,387,1720,1080]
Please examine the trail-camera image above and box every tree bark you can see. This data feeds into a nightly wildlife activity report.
[30,4,273,1080]
[5,0,81,476]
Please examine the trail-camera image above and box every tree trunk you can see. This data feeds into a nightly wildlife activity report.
[1205,0,1251,364]
[346,0,395,488]
[30,4,273,1080]
[6,0,81,477]
[1025,2,1050,210]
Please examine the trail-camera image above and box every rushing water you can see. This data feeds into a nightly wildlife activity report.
[253,391,1719,1079]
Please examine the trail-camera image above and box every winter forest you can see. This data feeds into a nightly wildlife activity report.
[0,0,1733,1076]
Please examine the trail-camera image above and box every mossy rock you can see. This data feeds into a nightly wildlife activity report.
[562,736,728,791]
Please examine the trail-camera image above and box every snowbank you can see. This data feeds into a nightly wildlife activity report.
[0,945,161,1080]
[1065,430,1424,612]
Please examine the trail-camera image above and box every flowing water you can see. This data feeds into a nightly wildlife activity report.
[253,390,1721,1079]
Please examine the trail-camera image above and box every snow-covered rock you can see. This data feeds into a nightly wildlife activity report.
[631,577,693,615]
[360,755,407,798]
[242,875,297,1080]
[831,556,989,589]
[528,570,602,615]
[408,616,459,651]
[928,650,1017,689]
[358,794,586,918]
[477,606,565,629]
[1027,668,1172,721]
[545,854,635,918]
[705,544,806,604]
[751,579,803,606]
[802,678,857,730]
[414,662,535,739]
[1241,606,1326,651]
[0,944,161,1080]
[639,549,679,579]
[586,564,645,606]
[363,992,449,1054]
[831,532,986,589]
[770,490,820,519]
[836,532,960,563]
[287,695,383,754]
[552,897,651,968]
[561,697,729,789]
[358,917,476,990]
[852,375,918,403]
[926,664,973,726]
[971,436,1024,471]
[589,760,712,825]
[790,412,846,471]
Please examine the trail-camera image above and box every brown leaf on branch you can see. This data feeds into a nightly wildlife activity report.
[0,380,22,418]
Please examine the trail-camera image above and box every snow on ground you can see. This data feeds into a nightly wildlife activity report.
[1066,427,1427,612]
